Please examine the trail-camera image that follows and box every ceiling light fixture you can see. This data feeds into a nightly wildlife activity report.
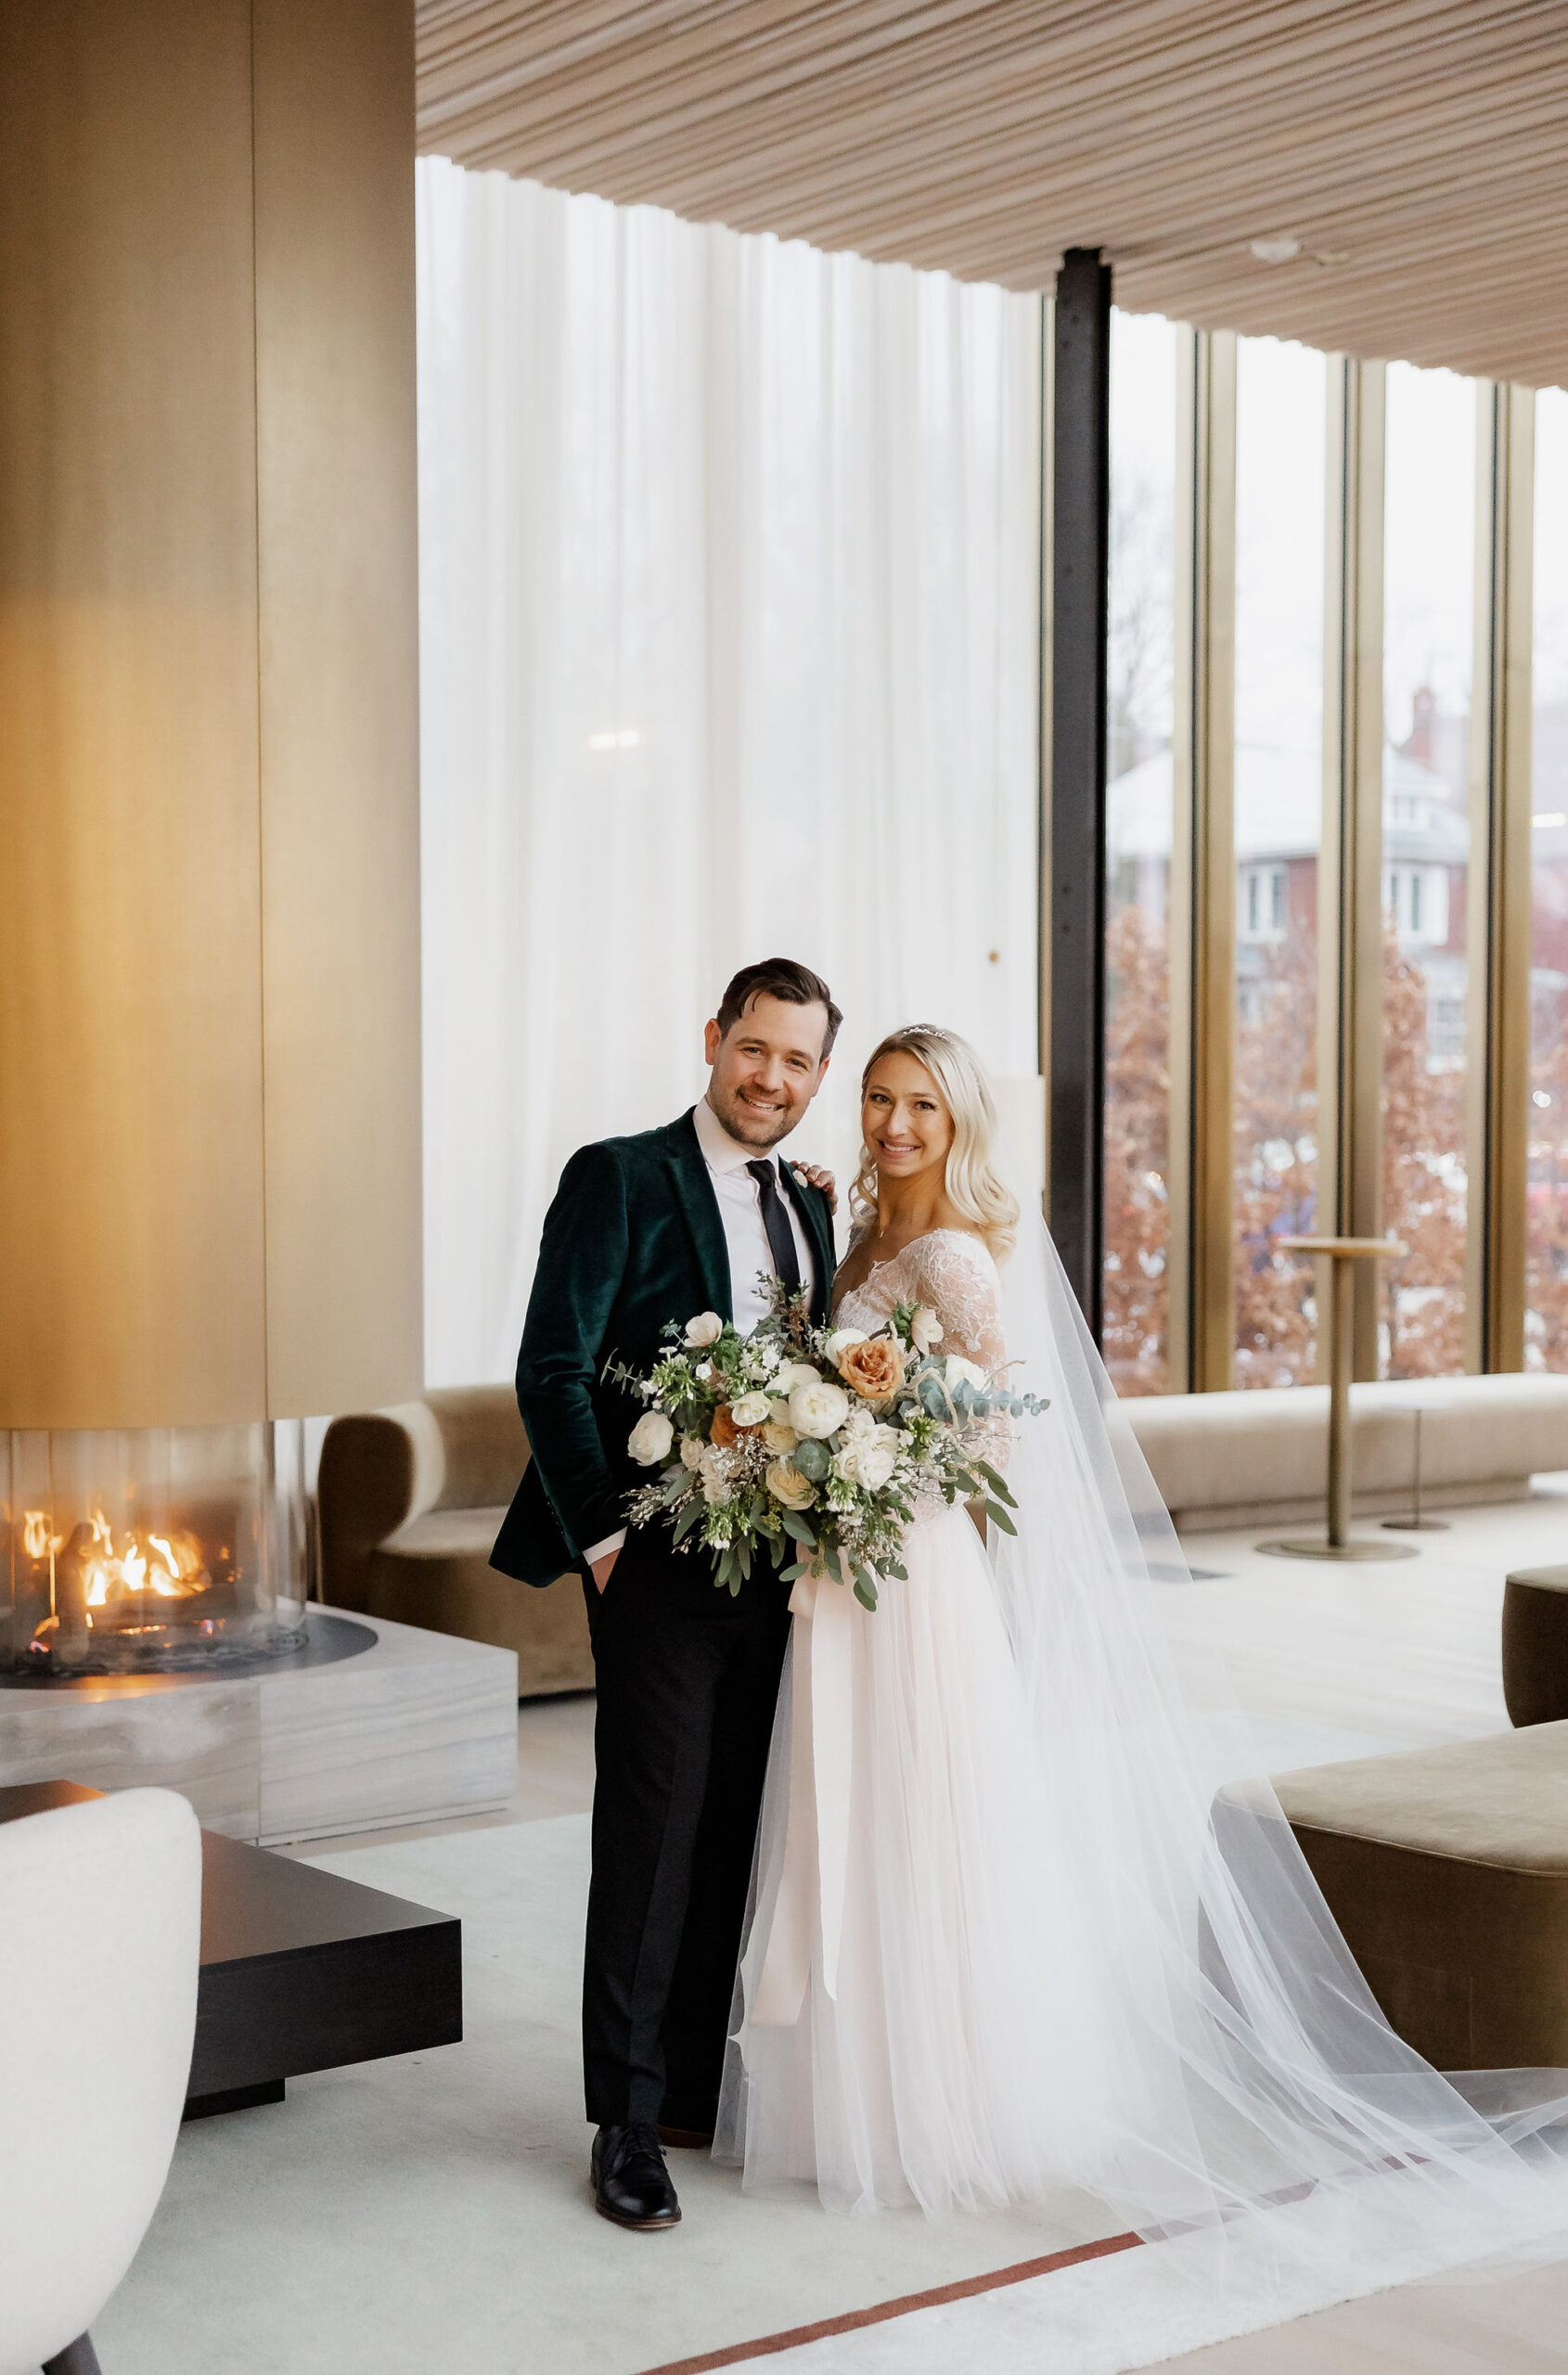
[1249,235,1301,265]
[1534,811,1566,829]
[586,728,641,751]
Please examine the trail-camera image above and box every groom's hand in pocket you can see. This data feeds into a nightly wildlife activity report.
[590,1547,620,1595]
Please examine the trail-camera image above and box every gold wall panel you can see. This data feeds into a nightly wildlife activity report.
[0,0,267,1429]
[253,0,423,1418]
[0,0,422,1429]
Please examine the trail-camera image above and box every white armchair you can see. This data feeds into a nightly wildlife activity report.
[0,1789,201,2375]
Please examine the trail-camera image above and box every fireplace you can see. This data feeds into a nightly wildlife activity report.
[2,1422,309,1676]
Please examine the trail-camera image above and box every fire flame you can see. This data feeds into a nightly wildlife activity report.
[22,1510,59,1561]
[80,1514,208,1608]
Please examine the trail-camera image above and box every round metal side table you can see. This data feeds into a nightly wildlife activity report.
[1257,1236,1419,1562]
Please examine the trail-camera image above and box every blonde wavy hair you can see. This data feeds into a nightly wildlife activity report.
[849,1025,1019,1263]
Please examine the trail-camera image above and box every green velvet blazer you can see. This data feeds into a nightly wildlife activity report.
[490,1109,836,1586]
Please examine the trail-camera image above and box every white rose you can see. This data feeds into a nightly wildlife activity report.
[909,1305,945,1354]
[680,1436,704,1471]
[945,1355,989,1393]
[788,1377,851,1440]
[728,1391,772,1429]
[627,1410,675,1467]
[824,1327,868,1359]
[765,1459,818,1510]
[762,1419,799,1454]
[834,1424,901,1492]
[838,1406,877,1442]
[684,1311,724,1348]
[772,1360,822,1396]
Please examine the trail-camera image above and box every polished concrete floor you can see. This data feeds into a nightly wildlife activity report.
[122,1483,1568,2370]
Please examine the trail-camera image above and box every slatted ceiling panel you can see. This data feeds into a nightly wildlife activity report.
[416,0,1568,389]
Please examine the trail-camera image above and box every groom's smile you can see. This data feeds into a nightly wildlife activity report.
[702,989,832,1152]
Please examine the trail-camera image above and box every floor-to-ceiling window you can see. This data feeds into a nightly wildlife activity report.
[1526,386,1568,1367]
[1231,338,1328,1387]
[1379,364,1475,1378]
[1103,309,1177,1393]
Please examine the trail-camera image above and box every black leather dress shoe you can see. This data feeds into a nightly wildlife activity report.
[591,2123,682,2229]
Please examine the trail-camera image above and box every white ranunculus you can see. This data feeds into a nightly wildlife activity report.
[765,1459,817,1510]
[728,1391,772,1429]
[680,1435,704,1471]
[761,1419,798,1454]
[824,1327,868,1359]
[773,1360,822,1396]
[834,1423,901,1492]
[627,1410,675,1467]
[944,1354,989,1393]
[684,1311,724,1347]
[788,1376,851,1440]
[909,1304,945,1354]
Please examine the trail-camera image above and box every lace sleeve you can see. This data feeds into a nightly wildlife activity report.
[908,1234,1013,1478]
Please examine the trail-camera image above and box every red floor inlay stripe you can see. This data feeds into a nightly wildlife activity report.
[635,2227,1145,2373]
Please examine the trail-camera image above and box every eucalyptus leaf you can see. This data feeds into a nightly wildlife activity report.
[792,1439,830,1483]
[780,1509,816,1547]
[853,1576,879,1611]
[973,1460,1018,1508]
[983,1499,1018,1535]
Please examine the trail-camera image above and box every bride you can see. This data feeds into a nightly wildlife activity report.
[716,1024,1568,2319]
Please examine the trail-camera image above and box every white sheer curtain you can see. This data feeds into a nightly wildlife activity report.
[417,158,1042,1386]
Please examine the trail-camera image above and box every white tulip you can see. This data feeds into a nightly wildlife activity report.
[728,1391,772,1429]
[684,1311,724,1347]
[909,1305,945,1354]
[627,1411,675,1467]
[824,1327,868,1359]
[944,1355,989,1393]
[773,1360,823,1395]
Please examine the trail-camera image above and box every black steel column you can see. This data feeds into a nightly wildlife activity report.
[1047,247,1112,1337]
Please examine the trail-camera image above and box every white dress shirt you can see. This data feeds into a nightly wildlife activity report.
[585,1098,816,1566]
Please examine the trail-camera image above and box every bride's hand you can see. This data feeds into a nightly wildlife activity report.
[790,1161,838,1215]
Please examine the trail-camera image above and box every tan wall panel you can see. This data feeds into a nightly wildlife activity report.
[0,0,268,1429]
[253,0,424,1415]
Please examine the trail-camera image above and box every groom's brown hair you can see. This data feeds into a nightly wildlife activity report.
[717,957,842,1058]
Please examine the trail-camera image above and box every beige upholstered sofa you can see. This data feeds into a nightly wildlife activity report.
[1125,1373,1568,1535]
[317,1388,593,1697]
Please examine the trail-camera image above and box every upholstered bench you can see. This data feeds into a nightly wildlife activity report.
[1263,1725,1568,2070]
[1125,1373,1568,1535]
[1503,1568,1568,1728]
[318,1388,593,1698]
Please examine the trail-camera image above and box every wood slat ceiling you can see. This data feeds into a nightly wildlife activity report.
[416,0,1568,389]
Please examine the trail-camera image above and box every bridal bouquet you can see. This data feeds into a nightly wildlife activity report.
[608,1290,1046,1610]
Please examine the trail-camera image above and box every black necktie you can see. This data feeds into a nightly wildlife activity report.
[746,1159,803,1299]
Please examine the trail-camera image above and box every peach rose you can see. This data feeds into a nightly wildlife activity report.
[836,1334,906,1403]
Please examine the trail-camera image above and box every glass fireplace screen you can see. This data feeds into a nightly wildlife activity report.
[2,1421,309,1675]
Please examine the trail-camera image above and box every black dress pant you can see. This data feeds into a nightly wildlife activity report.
[582,1526,790,2129]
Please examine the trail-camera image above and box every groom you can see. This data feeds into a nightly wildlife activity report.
[491,958,840,2230]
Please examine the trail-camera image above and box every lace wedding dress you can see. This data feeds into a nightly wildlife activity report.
[716,1228,1069,2214]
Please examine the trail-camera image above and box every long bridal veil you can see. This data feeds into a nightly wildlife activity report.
[983,1199,1568,2293]
[721,1186,1568,2335]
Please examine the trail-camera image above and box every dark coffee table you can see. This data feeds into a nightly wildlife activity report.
[1,1779,462,2116]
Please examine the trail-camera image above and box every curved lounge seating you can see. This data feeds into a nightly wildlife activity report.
[0,1788,200,2375]
[318,1388,593,1696]
[1125,1372,1568,1535]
